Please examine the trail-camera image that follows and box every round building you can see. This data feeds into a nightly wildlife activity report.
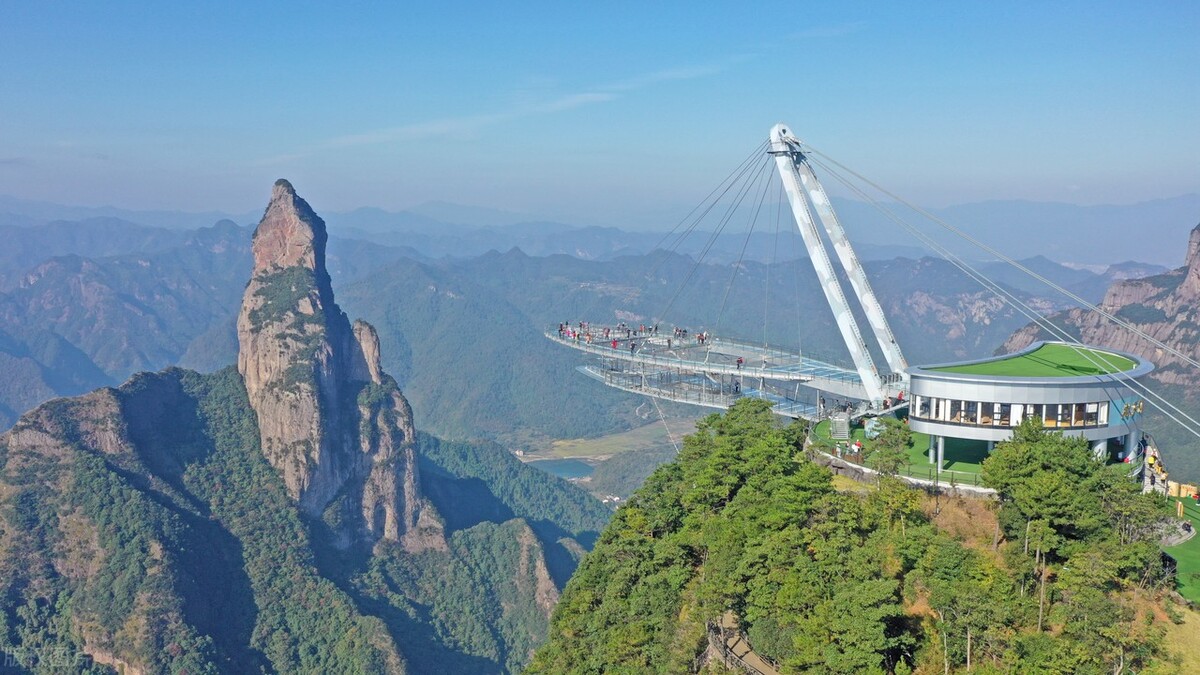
[906,341,1152,471]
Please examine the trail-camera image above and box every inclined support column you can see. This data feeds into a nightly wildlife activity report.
[769,123,884,406]
[794,161,909,378]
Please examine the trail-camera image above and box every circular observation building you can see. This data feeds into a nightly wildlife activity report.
[907,341,1153,470]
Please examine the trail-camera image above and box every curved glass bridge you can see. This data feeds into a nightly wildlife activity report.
[547,324,906,421]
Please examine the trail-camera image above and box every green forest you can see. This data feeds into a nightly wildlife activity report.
[0,367,610,674]
[530,399,1194,674]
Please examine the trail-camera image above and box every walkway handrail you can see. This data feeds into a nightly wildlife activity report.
[549,331,816,381]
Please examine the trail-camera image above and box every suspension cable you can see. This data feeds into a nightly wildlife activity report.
[805,144,1200,377]
[715,154,775,336]
[655,154,773,326]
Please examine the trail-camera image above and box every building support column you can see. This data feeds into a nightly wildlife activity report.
[929,435,937,464]
[1091,439,1108,460]
[987,440,995,452]
[936,436,945,474]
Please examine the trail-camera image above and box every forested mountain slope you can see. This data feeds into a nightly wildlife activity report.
[531,400,1189,674]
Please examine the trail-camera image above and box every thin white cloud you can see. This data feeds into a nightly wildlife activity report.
[254,61,731,165]
[601,65,725,92]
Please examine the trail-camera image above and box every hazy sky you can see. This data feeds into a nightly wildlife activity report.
[1,2,1196,228]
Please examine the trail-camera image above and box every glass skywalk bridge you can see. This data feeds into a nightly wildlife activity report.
[544,123,914,421]
[547,326,903,420]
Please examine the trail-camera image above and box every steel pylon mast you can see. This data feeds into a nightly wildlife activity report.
[769,123,907,405]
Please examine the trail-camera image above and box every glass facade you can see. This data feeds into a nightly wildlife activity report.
[910,395,1108,429]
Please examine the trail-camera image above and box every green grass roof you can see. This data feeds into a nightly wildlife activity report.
[926,343,1137,377]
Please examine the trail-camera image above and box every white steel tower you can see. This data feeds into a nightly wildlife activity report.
[769,123,907,405]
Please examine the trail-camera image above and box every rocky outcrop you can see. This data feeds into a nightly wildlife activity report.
[515,523,560,615]
[1004,222,1200,387]
[237,179,443,550]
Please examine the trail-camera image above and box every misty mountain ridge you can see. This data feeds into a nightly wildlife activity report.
[0,202,1165,443]
[0,192,1183,449]
[3,192,1195,267]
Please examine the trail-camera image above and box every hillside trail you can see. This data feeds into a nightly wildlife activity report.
[710,611,781,675]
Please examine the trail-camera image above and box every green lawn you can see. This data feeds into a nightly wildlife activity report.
[903,435,988,474]
[926,343,1136,377]
[812,419,989,486]
[1166,497,1200,603]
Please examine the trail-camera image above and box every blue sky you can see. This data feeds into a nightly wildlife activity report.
[0,2,1196,227]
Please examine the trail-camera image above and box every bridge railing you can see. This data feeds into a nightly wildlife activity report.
[580,366,815,418]
[547,330,866,386]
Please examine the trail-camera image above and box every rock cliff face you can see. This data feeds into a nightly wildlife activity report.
[1004,222,1200,387]
[237,179,443,550]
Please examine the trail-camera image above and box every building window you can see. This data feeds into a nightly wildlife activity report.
[949,400,964,423]
[1043,404,1058,428]
[910,397,1111,430]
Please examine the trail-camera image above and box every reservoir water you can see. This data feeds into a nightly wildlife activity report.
[529,458,594,480]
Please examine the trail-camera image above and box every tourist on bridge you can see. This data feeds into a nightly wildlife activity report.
[611,338,618,350]
[736,356,744,370]
[630,342,637,354]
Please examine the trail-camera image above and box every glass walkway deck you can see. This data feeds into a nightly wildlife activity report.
[548,324,906,420]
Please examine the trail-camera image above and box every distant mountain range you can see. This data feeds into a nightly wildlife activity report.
[4,192,1195,266]
[0,190,1187,458]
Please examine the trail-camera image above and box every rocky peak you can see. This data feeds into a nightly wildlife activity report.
[1187,223,1200,268]
[252,179,329,274]
[1182,222,1200,298]
[237,180,443,551]
[351,319,385,384]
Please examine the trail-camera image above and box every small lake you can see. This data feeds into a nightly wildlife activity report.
[529,458,594,480]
